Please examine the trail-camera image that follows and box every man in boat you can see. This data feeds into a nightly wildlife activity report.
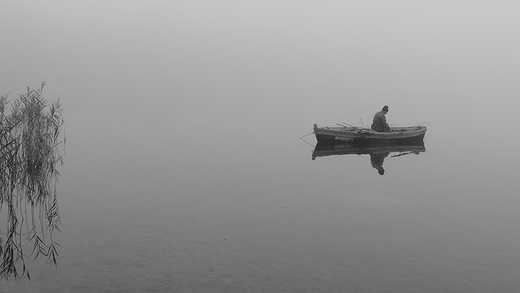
[371,105,391,132]
[370,152,389,175]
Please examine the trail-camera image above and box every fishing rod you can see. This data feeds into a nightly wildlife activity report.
[410,122,432,127]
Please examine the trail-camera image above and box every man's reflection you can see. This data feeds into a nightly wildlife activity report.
[370,152,389,175]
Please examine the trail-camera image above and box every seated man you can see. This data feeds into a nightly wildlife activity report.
[370,152,389,175]
[371,105,391,132]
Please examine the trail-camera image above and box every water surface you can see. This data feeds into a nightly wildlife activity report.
[2,112,520,292]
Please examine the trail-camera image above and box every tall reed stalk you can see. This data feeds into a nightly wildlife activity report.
[0,82,64,280]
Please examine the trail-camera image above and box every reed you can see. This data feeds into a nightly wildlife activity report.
[0,82,64,280]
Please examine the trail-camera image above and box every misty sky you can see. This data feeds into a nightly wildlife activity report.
[2,3,520,290]
[2,1,520,152]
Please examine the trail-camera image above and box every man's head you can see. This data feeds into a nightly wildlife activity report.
[382,105,389,113]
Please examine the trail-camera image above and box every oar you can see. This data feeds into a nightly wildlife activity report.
[391,151,420,158]
[337,121,355,128]
[337,121,364,130]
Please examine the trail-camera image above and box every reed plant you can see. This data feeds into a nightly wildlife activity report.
[0,82,64,279]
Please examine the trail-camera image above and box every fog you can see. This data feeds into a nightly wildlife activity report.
[2,1,520,292]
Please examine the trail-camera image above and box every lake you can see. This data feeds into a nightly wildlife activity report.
[2,102,520,292]
[2,1,520,292]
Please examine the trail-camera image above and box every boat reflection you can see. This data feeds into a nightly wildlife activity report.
[312,140,425,175]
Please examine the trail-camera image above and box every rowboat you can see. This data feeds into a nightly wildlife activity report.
[313,123,427,144]
[312,141,425,160]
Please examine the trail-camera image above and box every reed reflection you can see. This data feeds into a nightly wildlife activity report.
[0,83,64,280]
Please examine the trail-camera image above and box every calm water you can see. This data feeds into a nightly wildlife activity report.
[2,109,520,292]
